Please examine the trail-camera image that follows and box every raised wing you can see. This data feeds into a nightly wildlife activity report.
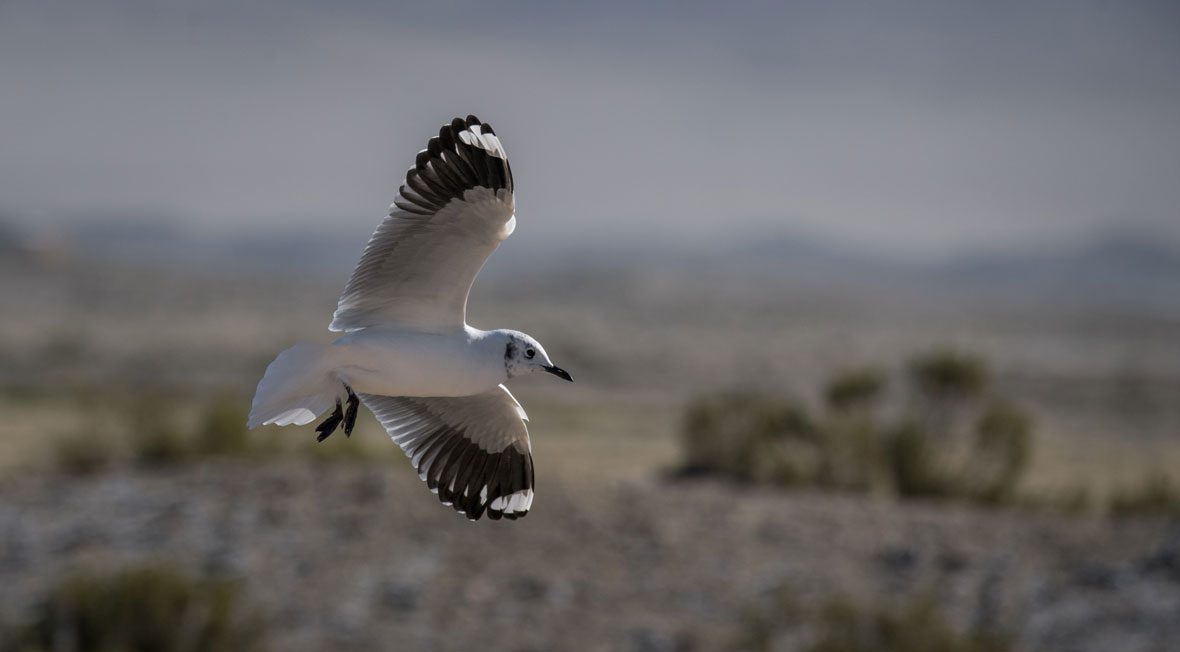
[330,115,516,333]
[359,385,534,521]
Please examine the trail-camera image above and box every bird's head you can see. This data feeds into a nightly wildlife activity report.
[501,331,572,381]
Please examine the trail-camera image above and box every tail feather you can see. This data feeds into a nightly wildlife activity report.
[248,343,341,429]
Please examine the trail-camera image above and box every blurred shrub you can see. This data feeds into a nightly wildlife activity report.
[884,422,952,498]
[737,590,1011,652]
[133,430,192,466]
[129,395,276,467]
[1056,485,1095,515]
[679,393,819,485]
[52,433,112,476]
[1108,471,1180,518]
[1021,484,1093,515]
[968,401,1033,503]
[676,349,1039,507]
[825,368,885,413]
[819,420,888,492]
[194,395,254,457]
[909,349,987,402]
[41,386,390,476]
[129,398,192,468]
[809,595,1010,652]
[3,565,267,652]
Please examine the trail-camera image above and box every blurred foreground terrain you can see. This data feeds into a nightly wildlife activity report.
[1,233,1179,651]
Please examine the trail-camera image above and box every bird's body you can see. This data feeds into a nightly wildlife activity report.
[247,115,571,521]
[331,327,516,398]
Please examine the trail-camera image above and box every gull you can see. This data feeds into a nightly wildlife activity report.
[248,115,572,521]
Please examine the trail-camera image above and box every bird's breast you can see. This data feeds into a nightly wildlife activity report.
[329,331,504,397]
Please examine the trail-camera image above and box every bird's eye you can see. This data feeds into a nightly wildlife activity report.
[525,348,536,359]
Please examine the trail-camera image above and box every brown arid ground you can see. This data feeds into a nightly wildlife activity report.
[2,462,1179,652]
[1,254,1179,650]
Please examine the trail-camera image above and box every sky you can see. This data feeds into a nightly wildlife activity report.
[2,0,1178,259]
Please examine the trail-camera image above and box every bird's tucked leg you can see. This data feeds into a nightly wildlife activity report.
[315,398,344,442]
[343,387,359,437]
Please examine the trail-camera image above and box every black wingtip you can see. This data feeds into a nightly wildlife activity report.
[392,115,511,215]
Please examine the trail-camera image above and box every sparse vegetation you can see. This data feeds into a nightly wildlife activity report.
[909,350,987,402]
[125,395,192,467]
[678,349,1035,505]
[825,368,885,413]
[679,393,818,485]
[49,391,383,473]
[808,595,1011,652]
[52,432,112,476]
[2,564,267,652]
[738,589,1011,652]
[968,401,1033,503]
[1109,471,1180,517]
[133,428,192,467]
[884,421,952,498]
[679,350,1180,516]
[193,394,254,456]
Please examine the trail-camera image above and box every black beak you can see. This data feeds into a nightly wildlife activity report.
[543,365,573,382]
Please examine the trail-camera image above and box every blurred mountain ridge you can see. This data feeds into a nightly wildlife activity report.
[6,216,1180,309]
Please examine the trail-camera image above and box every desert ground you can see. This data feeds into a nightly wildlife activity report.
[1,249,1179,651]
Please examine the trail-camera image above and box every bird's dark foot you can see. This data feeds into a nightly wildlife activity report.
[315,399,344,442]
[343,388,359,437]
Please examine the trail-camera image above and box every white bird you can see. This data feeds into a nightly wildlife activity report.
[248,115,572,521]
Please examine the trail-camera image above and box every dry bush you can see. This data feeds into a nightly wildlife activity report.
[1109,471,1180,517]
[884,421,954,498]
[679,392,819,485]
[129,398,192,468]
[909,350,988,402]
[885,400,1033,502]
[194,394,254,457]
[676,349,1038,506]
[818,368,890,491]
[968,401,1033,503]
[818,419,889,492]
[825,368,885,413]
[2,564,267,652]
[47,388,378,473]
[736,590,1011,652]
[52,434,112,476]
[68,389,285,469]
[809,595,1011,652]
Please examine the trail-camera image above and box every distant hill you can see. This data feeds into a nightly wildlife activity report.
[730,231,1180,308]
[12,218,1180,310]
[38,220,367,278]
[941,235,1180,292]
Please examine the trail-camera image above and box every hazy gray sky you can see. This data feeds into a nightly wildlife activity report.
[2,0,1178,257]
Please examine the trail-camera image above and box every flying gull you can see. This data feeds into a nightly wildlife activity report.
[248,115,572,521]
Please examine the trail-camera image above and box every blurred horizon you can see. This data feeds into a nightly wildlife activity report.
[6,214,1180,316]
